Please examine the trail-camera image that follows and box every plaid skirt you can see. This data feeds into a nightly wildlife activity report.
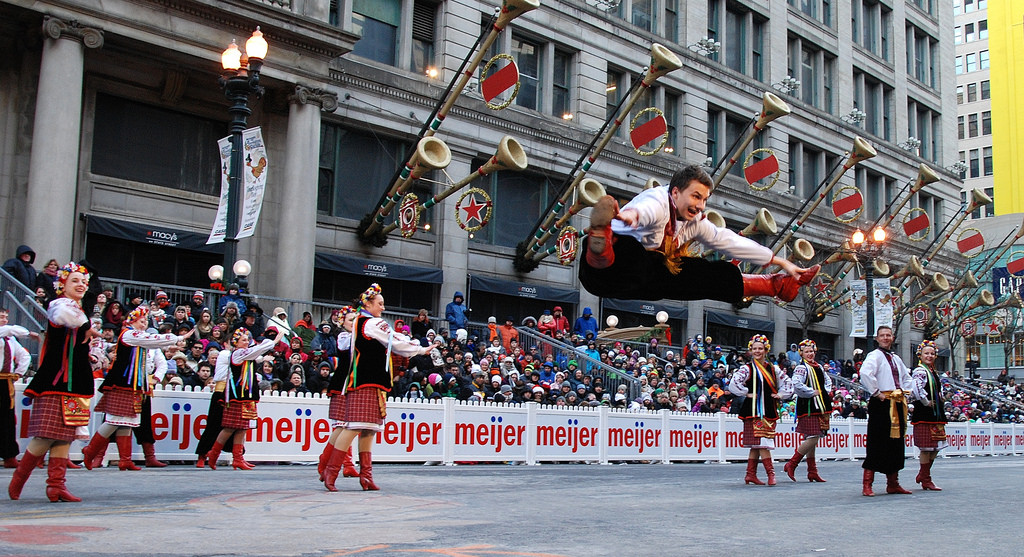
[741,417,777,450]
[221,401,258,430]
[344,388,385,432]
[94,390,143,427]
[912,422,948,450]
[27,395,78,442]
[328,393,347,426]
[796,414,830,437]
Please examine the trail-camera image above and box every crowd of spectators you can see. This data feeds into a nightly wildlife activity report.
[5,241,1023,423]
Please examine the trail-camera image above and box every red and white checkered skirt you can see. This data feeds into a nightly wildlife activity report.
[795,414,830,437]
[27,395,78,441]
[912,422,947,450]
[221,400,258,430]
[328,393,347,427]
[94,390,143,427]
[343,388,385,432]
[741,417,776,450]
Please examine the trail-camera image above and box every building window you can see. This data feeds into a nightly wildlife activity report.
[854,0,890,59]
[665,92,680,155]
[957,115,965,140]
[789,0,832,27]
[351,0,400,66]
[709,0,765,81]
[965,22,975,42]
[908,99,940,162]
[91,93,223,196]
[979,20,988,40]
[956,85,964,104]
[958,150,967,179]
[968,113,979,137]
[631,0,655,32]
[982,111,992,135]
[472,166,557,248]
[552,51,571,118]
[411,2,437,75]
[981,80,991,99]
[606,69,624,121]
[317,123,434,229]
[980,50,990,69]
[965,53,977,73]
[967,82,978,102]
[788,139,833,198]
[969,149,980,178]
[955,56,963,75]
[789,38,834,112]
[911,0,934,15]
[954,26,962,44]
[664,0,679,42]
[983,147,993,176]
[512,35,541,111]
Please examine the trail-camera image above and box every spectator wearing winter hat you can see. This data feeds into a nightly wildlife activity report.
[497,316,519,353]
[550,306,570,335]
[573,307,599,338]
[189,290,208,318]
[292,312,316,355]
[217,284,246,315]
[153,290,171,311]
[537,310,556,337]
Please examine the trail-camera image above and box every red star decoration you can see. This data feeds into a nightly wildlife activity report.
[937,302,955,319]
[812,279,830,294]
[461,194,487,224]
[986,321,1002,334]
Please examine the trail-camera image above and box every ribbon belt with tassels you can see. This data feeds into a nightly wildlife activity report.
[881,389,908,439]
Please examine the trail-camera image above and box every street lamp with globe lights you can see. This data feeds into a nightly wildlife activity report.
[218,27,268,287]
[850,226,887,337]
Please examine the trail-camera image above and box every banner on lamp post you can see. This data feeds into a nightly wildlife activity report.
[873,278,893,331]
[238,127,268,240]
[206,136,232,244]
[850,279,867,337]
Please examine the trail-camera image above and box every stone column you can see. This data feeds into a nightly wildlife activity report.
[24,17,102,263]
[275,85,337,300]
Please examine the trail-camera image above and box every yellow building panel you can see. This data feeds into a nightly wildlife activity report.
[989,3,1024,215]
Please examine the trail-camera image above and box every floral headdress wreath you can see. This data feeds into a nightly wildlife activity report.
[231,328,253,346]
[333,305,356,326]
[359,283,381,309]
[798,339,817,351]
[916,339,937,356]
[126,306,149,325]
[747,334,771,352]
[54,261,89,296]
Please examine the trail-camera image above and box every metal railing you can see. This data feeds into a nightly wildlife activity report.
[513,326,641,400]
[0,267,46,362]
[944,377,1024,412]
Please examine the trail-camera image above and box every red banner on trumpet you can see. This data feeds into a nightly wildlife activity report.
[957,232,984,254]
[903,213,930,237]
[630,115,667,151]
[482,62,520,103]
[743,154,779,185]
[1008,258,1024,275]
[832,190,863,218]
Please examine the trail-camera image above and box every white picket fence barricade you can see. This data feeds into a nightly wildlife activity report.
[11,383,1024,464]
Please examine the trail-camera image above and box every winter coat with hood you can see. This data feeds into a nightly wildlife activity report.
[2,245,36,288]
[445,291,468,332]
[573,308,599,338]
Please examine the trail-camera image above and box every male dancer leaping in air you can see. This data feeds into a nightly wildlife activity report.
[579,164,818,303]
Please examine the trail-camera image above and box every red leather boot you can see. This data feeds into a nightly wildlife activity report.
[45,457,82,502]
[231,445,255,470]
[8,451,44,500]
[585,196,619,269]
[342,447,359,478]
[806,458,826,482]
[919,462,941,491]
[142,443,167,467]
[761,457,776,486]
[323,448,346,492]
[886,473,912,494]
[80,433,110,471]
[744,458,764,485]
[206,441,224,470]
[359,452,379,491]
[318,444,334,482]
[862,469,875,496]
[783,450,803,481]
[115,436,141,471]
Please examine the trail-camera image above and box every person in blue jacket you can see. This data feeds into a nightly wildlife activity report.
[445,291,469,334]
[573,307,599,338]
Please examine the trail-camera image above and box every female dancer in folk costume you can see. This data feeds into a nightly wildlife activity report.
[205,327,284,470]
[80,306,192,471]
[9,263,95,502]
[910,340,946,491]
[783,339,832,482]
[317,306,358,483]
[0,310,35,469]
[728,334,792,486]
[195,346,232,468]
[322,284,439,491]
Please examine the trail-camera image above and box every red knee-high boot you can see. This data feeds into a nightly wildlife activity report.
[116,436,141,471]
[342,447,358,478]
[806,458,826,482]
[45,457,81,502]
[80,433,111,471]
[742,265,820,303]
[862,469,875,497]
[886,473,912,494]
[585,196,619,269]
[206,441,224,470]
[323,448,347,492]
[920,461,941,491]
[142,443,167,467]
[231,445,255,470]
[8,451,45,500]
[744,458,764,485]
[783,450,803,482]
[359,452,379,491]
[761,457,776,486]
[318,444,334,482]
